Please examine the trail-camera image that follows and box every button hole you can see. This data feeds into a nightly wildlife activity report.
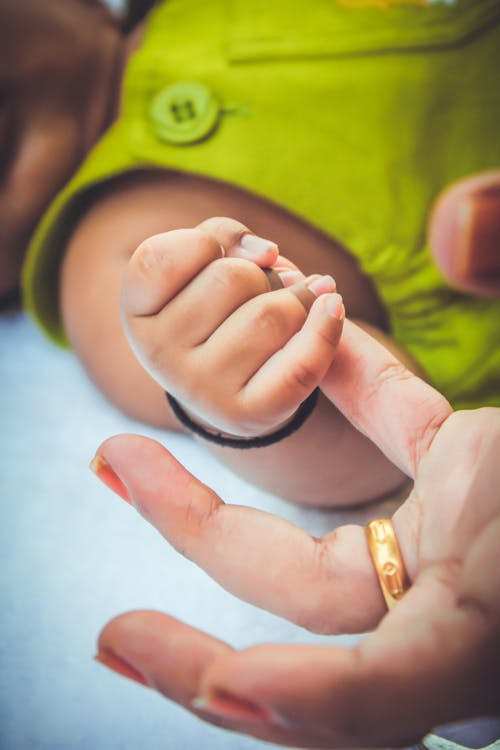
[170,100,197,122]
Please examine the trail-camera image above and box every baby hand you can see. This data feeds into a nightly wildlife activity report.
[121,217,344,438]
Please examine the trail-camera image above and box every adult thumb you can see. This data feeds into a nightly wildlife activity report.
[429,170,500,298]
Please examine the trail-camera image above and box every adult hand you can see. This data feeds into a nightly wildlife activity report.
[121,216,342,438]
[429,170,500,298]
[91,319,500,748]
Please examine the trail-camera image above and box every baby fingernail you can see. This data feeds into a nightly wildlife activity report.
[326,292,345,319]
[237,233,278,260]
[95,648,150,687]
[306,274,336,296]
[89,454,132,505]
[277,269,304,286]
[192,693,273,725]
[458,188,500,279]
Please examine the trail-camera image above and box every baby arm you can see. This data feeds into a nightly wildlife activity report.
[61,176,408,506]
[121,214,409,507]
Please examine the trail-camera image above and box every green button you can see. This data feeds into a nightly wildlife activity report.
[150,81,220,145]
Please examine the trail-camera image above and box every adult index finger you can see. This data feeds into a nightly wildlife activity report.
[321,319,453,478]
[92,433,388,634]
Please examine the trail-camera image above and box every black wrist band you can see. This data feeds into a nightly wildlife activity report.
[165,388,319,449]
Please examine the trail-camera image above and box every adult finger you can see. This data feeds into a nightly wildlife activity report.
[428,171,500,298]
[196,579,499,748]
[321,319,453,478]
[96,610,233,709]
[95,610,298,744]
[91,433,390,634]
[95,564,499,750]
[95,609,423,748]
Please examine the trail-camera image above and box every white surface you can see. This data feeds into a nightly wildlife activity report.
[1,311,499,750]
[0,311,380,750]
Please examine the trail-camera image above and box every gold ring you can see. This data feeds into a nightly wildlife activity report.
[365,518,410,610]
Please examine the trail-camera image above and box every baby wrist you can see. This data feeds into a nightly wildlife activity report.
[165,390,319,449]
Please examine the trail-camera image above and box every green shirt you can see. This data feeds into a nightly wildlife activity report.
[23,0,500,409]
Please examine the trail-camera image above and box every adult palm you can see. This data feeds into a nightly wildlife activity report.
[94,320,500,748]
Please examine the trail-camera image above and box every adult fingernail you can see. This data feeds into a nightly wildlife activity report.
[192,692,277,725]
[95,648,150,687]
[89,454,132,505]
[457,187,500,280]
[326,292,345,320]
[237,233,278,260]
[306,274,336,296]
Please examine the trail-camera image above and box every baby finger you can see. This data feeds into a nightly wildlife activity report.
[241,293,344,421]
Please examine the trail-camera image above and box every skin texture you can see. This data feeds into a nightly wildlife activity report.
[1,1,499,503]
[0,0,123,298]
[1,2,498,504]
[428,170,500,298]
[61,174,409,505]
[1,4,499,745]
[0,1,411,505]
[91,321,500,748]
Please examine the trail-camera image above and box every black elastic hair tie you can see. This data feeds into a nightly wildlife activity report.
[166,388,319,449]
